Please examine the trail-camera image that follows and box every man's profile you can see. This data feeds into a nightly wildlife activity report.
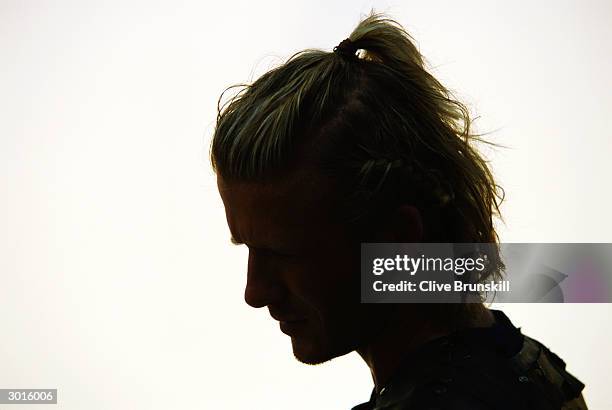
[211,12,587,409]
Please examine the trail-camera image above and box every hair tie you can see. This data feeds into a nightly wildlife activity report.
[333,38,358,58]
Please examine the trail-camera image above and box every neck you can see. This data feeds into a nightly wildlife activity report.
[356,304,494,393]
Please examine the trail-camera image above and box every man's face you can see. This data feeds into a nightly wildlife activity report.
[217,172,389,364]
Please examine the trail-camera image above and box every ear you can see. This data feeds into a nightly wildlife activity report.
[374,205,424,243]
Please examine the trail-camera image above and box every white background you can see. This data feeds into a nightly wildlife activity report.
[1,0,611,408]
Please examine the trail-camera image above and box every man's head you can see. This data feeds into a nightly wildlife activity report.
[212,13,504,364]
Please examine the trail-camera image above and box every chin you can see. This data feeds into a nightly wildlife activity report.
[290,335,354,365]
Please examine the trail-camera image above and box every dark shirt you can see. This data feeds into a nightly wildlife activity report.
[352,310,587,410]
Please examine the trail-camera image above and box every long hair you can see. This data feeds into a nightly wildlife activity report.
[211,12,506,286]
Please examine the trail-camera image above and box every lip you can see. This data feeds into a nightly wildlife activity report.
[268,309,306,323]
[279,319,308,335]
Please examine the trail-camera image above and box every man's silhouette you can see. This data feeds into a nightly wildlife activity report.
[212,12,587,409]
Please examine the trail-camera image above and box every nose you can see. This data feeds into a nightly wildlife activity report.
[244,249,285,308]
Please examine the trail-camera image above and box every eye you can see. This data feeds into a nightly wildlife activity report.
[254,247,299,259]
[271,249,299,258]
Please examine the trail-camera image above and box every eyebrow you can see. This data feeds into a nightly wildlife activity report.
[229,235,298,255]
[230,236,264,249]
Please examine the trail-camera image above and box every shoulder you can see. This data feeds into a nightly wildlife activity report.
[369,335,586,410]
